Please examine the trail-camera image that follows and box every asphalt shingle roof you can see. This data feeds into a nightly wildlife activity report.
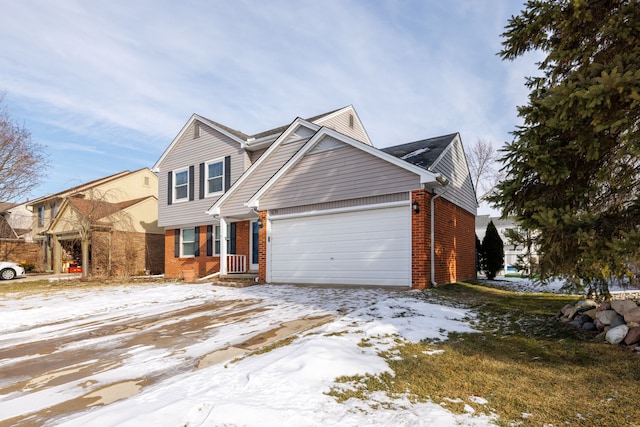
[380,133,458,170]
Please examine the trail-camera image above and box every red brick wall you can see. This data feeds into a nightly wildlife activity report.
[164,221,251,279]
[0,240,40,267]
[411,189,476,289]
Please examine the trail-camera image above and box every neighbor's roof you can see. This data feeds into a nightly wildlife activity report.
[475,214,517,231]
[380,133,458,170]
[0,202,18,213]
[68,196,151,223]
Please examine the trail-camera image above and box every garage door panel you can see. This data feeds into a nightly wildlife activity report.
[270,206,410,286]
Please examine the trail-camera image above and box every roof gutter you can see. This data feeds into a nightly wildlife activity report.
[430,174,450,287]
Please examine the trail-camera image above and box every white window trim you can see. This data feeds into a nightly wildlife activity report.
[173,167,189,203]
[180,227,196,258]
[205,157,225,198]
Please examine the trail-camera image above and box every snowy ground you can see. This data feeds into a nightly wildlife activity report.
[0,282,499,426]
[6,275,633,426]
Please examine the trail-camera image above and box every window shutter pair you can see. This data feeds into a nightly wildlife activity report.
[173,227,201,257]
[198,156,231,200]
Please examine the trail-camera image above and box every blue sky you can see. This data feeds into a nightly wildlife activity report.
[0,0,537,214]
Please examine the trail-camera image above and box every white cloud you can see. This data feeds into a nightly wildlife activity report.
[0,0,536,198]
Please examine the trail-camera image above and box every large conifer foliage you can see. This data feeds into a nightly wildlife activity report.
[489,0,640,294]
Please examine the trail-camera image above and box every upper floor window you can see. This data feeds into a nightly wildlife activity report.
[37,206,45,227]
[174,168,189,202]
[52,202,58,218]
[206,159,224,196]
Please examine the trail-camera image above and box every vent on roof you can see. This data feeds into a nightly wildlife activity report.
[349,114,354,128]
[194,123,200,139]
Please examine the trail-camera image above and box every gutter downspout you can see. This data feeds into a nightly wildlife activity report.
[430,176,450,287]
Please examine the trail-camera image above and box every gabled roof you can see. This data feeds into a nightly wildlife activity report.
[27,169,148,207]
[245,127,443,210]
[152,106,356,171]
[67,196,153,223]
[207,118,321,216]
[380,133,459,171]
[0,202,18,213]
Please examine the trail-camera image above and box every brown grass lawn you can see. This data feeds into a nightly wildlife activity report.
[328,281,640,426]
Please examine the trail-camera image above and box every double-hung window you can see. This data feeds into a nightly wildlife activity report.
[37,206,45,227]
[206,159,224,196]
[181,228,196,257]
[174,168,189,202]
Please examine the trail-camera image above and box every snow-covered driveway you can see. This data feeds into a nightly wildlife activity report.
[0,282,488,427]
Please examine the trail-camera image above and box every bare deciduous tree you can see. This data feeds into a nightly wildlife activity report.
[0,93,49,202]
[55,188,135,279]
[467,138,504,202]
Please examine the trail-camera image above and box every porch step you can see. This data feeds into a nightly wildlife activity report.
[215,273,259,287]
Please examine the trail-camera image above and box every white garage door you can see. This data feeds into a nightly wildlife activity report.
[269,205,411,286]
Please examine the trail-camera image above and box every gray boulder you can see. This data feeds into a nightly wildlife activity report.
[596,310,619,325]
[610,314,626,328]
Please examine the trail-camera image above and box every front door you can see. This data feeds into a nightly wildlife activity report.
[250,220,259,271]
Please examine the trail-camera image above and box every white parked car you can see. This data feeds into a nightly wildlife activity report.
[0,262,26,280]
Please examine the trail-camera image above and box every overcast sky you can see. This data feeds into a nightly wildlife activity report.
[0,0,538,214]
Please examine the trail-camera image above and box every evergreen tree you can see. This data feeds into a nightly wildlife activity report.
[481,221,504,280]
[489,0,640,295]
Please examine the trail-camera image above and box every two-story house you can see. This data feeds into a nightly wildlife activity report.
[28,168,164,275]
[154,106,477,289]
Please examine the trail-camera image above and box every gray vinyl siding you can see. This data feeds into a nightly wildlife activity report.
[248,148,267,165]
[259,144,421,210]
[157,122,245,228]
[269,192,410,216]
[315,110,369,145]
[220,139,309,217]
[429,137,478,215]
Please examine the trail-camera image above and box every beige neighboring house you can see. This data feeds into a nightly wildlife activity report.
[28,168,164,275]
[0,201,39,265]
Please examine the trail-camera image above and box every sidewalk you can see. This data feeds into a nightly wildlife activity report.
[16,273,82,282]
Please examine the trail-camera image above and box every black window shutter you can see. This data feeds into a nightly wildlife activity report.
[174,229,180,257]
[206,225,213,256]
[189,165,195,201]
[224,156,231,192]
[194,226,200,257]
[229,223,237,254]
[199,163,205,199]
[167,172,173,205]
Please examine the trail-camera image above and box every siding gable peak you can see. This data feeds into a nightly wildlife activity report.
[246,127,441,210]
[206,118,320,216]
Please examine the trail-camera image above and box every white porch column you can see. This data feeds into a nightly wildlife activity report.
[219,217,228,275]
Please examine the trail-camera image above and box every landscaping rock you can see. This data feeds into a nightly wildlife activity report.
[605,325,629,345]
[611,300,638,316]
[596,310,619,325]
[599,301,612,311]
[582,322,596,332]
[582,308,597,320]
[610,314,627,328]
[624,327,640,346]
[568,299,598,318]
[624,307,640,323]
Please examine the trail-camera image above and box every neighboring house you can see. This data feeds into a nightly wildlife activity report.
[476,215,539,274]
[154,105,478,289]
[0,201,38,264]
[27,169,164,275]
